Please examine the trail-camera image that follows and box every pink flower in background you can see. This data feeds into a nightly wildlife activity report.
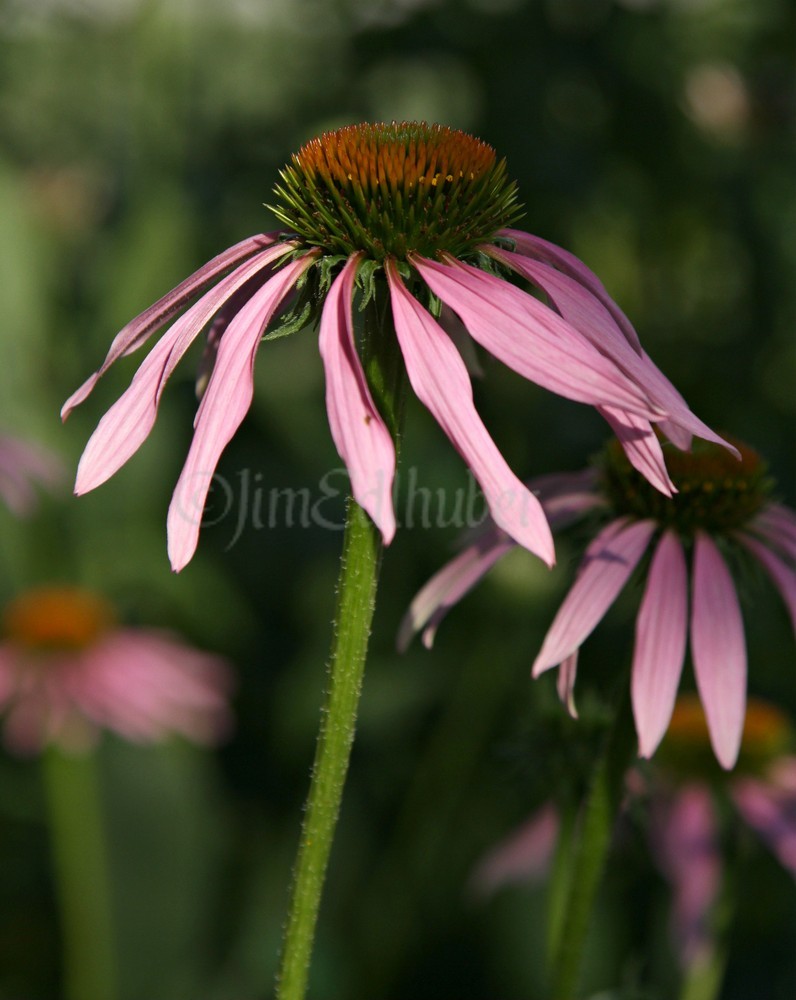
[472,697,796,970]
[63,122,730,572]
[0,434,64,515]
[0,586,233,755]
[401,439,796,770]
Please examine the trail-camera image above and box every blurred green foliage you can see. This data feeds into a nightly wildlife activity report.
[0,0,793,997]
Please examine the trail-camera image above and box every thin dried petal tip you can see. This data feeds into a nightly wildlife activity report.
[271,121,523,260]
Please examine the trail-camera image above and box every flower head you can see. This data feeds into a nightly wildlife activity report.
[401,438,796,769]
[0,586,233,754]
[0,434,64,515]
[64,122,731,571]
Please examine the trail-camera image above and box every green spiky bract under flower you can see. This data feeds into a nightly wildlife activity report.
[270,121,523,261]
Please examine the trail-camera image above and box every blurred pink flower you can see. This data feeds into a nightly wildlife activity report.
[0,586,233,755]
[471,697,796,969]
[401,440,796,769]
[0,434,64,515]
[62,123,729,572]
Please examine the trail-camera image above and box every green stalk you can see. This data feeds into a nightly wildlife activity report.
[549,692,636,1000]
[41,747,118,1000]
[276,278,404,1000]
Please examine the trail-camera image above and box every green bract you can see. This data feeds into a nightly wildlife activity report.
[270,121,523,261]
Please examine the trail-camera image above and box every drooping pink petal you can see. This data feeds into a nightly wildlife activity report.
[557,651,579,718]
[654,784,722,967]
[498,227,642,352]
[732,775,796,875]
[0,436,65,514]
[469,803,560,896]
[526,469,605,530]
[411,254,661,419]
[736,532,796,634]
[61,233,284,418]
[397,528,514,652]
[167,253,316,572]
[598,405,675,496]
[532,518,656,676]
[691,532,747,770]
[632,530,688,758]
[319,254,397,544]
[492,247,736,456]
[73,244,292,495]
[750,503,796,563]
[386,259,555,566]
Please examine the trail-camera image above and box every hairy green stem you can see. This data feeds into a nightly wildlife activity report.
[549,693,636,999]
[276,278,404,1000]
[41,747,118,1000]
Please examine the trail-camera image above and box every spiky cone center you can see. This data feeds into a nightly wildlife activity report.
[3,587,114,651]
[601,437,770,536]
[658,694,792,778]
[270,121,523,261]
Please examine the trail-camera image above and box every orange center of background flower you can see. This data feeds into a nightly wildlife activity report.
[3,586,114,650]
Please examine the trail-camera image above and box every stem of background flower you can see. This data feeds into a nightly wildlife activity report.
[549,690,636,999]
[678,946,729,1000]
[41,746,118,1000]
[275,279,405,1000]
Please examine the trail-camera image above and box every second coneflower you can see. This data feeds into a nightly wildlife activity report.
[63,122,730,571]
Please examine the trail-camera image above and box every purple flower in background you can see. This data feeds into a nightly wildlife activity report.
[0,586,233,755]
[0,434,64,515]
[63,122,730,571]
[401,439,796,769]
[471,696,796,970]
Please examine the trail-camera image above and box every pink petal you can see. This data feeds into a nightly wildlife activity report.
[397,528,514,652]
[598,405,675,496]
[61,233,283,419]
[166,253,315,572]
[498,227,642,352]
[751,503,796,563]
[386,259,555,566]
[469,803,560,896]
[73,244,290,495]
[493,247,736,455]
[527,468,605,529]
[411,254,661,418]
[632,530,688,758]
[532,518,656,676]
[691,532,747,770]
[319,254,397,543]
[557,651,579,718]
[736,532,796,634]
[732,777,796,875]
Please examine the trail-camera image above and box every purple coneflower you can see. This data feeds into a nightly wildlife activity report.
[62,122,731,572]
[0,586,233,754]
[401,438,796,769]
[470,696,796,971]
[0,434,64,515]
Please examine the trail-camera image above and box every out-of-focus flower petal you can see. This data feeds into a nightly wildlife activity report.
[469,802,560,896]
[61,234,281,418]
[397,528,514,652]
[498,227,642,353]
[0,436,65,515]
[72,244,290,494]
[532,518,656,676]
[167,253,315,572]
[691,532,747,770]
[750,504,796,564]
[411,254,661,419]
[632,530,688,758]
[386,259,555,566]
[319,254,397,543]
[732,775,796,875]
[736,532,796,634]
[598,406,675,496]
[655,784,722,967]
